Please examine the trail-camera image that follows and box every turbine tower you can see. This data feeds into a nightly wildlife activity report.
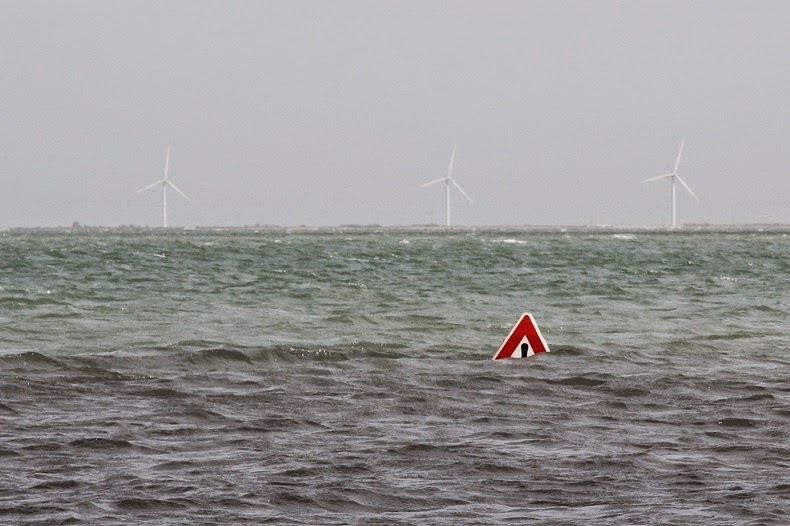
[641,139,699,227]
[137,147,190,228]
[419,145,472,226]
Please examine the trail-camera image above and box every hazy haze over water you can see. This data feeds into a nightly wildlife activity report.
[1,1,789,227]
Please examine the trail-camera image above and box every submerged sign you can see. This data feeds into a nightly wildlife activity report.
[492,313,550,360]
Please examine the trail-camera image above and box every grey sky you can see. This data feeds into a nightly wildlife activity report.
[2,0,788,227]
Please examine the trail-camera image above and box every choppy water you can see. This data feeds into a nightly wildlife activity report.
[1,227,788,524]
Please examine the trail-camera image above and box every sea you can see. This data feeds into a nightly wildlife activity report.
[1,227,788,525]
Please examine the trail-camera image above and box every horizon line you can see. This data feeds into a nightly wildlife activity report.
[3,222,789,232]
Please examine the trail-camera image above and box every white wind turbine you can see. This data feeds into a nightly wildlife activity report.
[137,147,190,228]
[419,145,472,226]
[641,139,699,227]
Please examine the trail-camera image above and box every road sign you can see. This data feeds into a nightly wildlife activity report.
[492,312,550,360]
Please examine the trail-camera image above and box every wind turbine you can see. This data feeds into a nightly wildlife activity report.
[419,145,472,226]
[137,147,190,228]
[641,139,699,227]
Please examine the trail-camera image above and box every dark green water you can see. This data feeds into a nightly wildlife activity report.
[1,228,788,524]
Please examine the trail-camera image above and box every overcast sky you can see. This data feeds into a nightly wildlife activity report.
[2,0,788,227]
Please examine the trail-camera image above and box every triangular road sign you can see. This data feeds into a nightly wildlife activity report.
[492,313,550,360]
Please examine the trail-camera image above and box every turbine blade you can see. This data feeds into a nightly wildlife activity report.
[448,145,456,177]
[674,139,684,174]
[166,180,190,201]
[450,177,473,203]
[675,174,699,201]
[137,179,164,193]
[419,176,448,188]
[641,173,674,184]
[164,147,171,180]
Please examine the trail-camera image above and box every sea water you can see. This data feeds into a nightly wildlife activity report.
[1,228,788,524]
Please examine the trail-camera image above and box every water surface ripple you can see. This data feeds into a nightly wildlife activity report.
[1,228,788,524]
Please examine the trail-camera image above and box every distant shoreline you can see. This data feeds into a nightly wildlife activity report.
[2,224,789,233]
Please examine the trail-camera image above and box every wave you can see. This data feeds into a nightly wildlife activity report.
[547,375,608,387]
[0,296,64,308]
[0,351,66,370]
[0,342,417,375]
[186,347,253,366]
